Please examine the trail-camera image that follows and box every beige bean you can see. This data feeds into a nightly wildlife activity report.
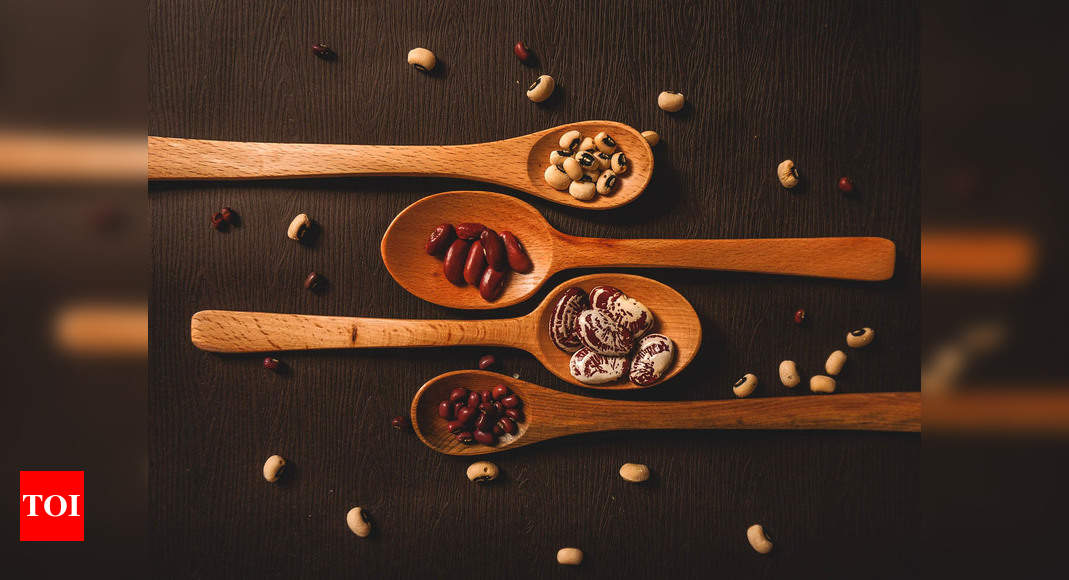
[557,547,584,565]
[262,454,286,482]
[747,524,773,554]
[809,375,836,393]
[641,130,660,146]
[657,90,685,112]
[619,463,650,483]
[466,461,499,483]
[610,152,629,174]
[569,176,597,201]
[562,157,584,180]
[825,350,847,375]
[846,327,875,348]
[573,150,598,171]
[287,213,311,241]
[549,149,571,165]
[346,507,371,538]
[526,75,555,102]
[595,170,617,194]
[407,47,436,72]
[544,164,572,191]
[578,136,597,151]
[593,151,612,171]
[777,159,799,188]
[733,373,758,397]
[594,132,617,154]
[558,130,582,151]
[778,360,800,388]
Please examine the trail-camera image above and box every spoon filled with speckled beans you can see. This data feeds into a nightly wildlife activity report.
[411,370,922,455]
[190,273,701,390]
[147,120,654,210]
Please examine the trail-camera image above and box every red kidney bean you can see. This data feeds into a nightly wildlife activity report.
[442,239,471,285]
[437,400,454,419]
[513,41,531,64]
[467,392,481,409]
[492,385,510,400]
[455,222,485,240]
[473,430,497,445]
[480,228,508,271]
[501,395,522,409]
[500,231,533,273]
[463,240,487,285]
[425,223,456,255]
[449,387,469,403]
[456,406,475,425]
[479,267,507,301]
[505,408,524,422]
[457,431,474,444]
[475,413,494,432]
[446,420,466,434]
[496,416,516,435]
[478,354,496,369]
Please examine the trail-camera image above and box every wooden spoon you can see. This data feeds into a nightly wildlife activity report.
[411,371,921,456]
[190,274,700,390]
[382,190,897,309]
[147,121,653,210]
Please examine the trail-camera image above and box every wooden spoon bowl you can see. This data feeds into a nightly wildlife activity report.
[411,371,922,456]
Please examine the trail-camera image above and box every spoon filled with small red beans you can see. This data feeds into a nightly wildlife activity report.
[434,384,526,447]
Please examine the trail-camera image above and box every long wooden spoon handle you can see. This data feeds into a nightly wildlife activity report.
[571,392,920,432]
[560,236,896,281]
[149,137,498,181]
[190,310,525,353]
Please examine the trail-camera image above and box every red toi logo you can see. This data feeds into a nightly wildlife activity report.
[20,471,84,541]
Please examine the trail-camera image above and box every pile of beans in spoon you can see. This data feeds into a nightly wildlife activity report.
[425,222,533,302]
[437,385,525,446]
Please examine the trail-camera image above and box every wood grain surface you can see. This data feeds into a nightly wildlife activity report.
[149,1,920,578]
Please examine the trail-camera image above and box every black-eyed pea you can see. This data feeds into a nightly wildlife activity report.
[558,130,582,151]
[569,175,597,201]
[657,90,685,112]
[466,461,499,484]
[610,152,629,174]
[809,375,836,393]
[262,454,286,482]
[593,151,612,171]
[825,350,847,375]
[549,149,572,165]
[574,150,598,171]
[777,159,799,188]
[619,463,650,483]
[641,130,660,146]
[733,373,758,397]
[562,157,584,180]
[556,548,584,566]
[594,131,617,154]
[778,360,800,388]
[578,137,597,151]
[544,164,572,191]
[346,507,372,538]
[846,327,875,348]
[596,170,617,194]
[526,75,555,102]
[747,524,773,554]
[407,47,436,72]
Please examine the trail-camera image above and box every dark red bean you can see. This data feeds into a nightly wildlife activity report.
[478,354,496,369]
[454,222,485,240]
[480,228,508,271]
[496,417,516,435]
[456,406,475,425]
[220,207,238,226]
[437,400,454,420]
[492,401,504,416]
[304,271,326,291]
[475,413,494,433]
[500,231,533,273]
[446,420,466,434]
[211,211,226,230]
[442,239,471,285]
[479,267,508,302]
[837,177,855,194]
[501,395,522,409]
[391,415,412,431]
[449,387,469,403]
[312,42,336,60]
[453,401,466,416]
[492,385,510,400]
[513,41,531,64]
[463,240,488,285]
[793,309,807,325]
[263,357,282,372]
[492,423,505,436]
[473,430,497,445]
[457,431,475,444]
[467,392,481,409]
[478,402,498,419]
[480,390,493,403]
[425,223,456,255]
[505,408,524,422]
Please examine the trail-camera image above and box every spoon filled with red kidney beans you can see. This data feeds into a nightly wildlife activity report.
[436,383,525,446]
[425,222,533,302]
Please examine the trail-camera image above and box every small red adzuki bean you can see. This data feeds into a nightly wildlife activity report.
[838,176,855,194]
[492,422,505,436]
[454,222,485,240]
[501,395,522,409]
[793,309,807,325]
[446,420,466,434]
[496,416,516,435]
[449,387,468,403]
[456,406,475,424]
[475,413,494,433]
[425,223,456,255]
[505,408,524,422]
[442,239,471,285]
[457,431,475,444]
[391,416,411,431]
[492,385,510,400]
[480,228,508,271]
[513,41,532,64]
[437,400,454,420]
[464,240,488,285]
[478,354,496,369]
[473,430,497,445]
[500,231,533,273]
[467,392,481,409]
[480,390,493,403]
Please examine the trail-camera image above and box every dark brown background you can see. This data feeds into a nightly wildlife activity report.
[149,1,919,578]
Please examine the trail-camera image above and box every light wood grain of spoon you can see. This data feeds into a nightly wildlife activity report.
[148,121,653,210]
[382,190,897,309]
[412,371,921,455]
[190,274,700,390]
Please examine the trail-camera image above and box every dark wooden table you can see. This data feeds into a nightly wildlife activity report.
[149,1,919,577]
